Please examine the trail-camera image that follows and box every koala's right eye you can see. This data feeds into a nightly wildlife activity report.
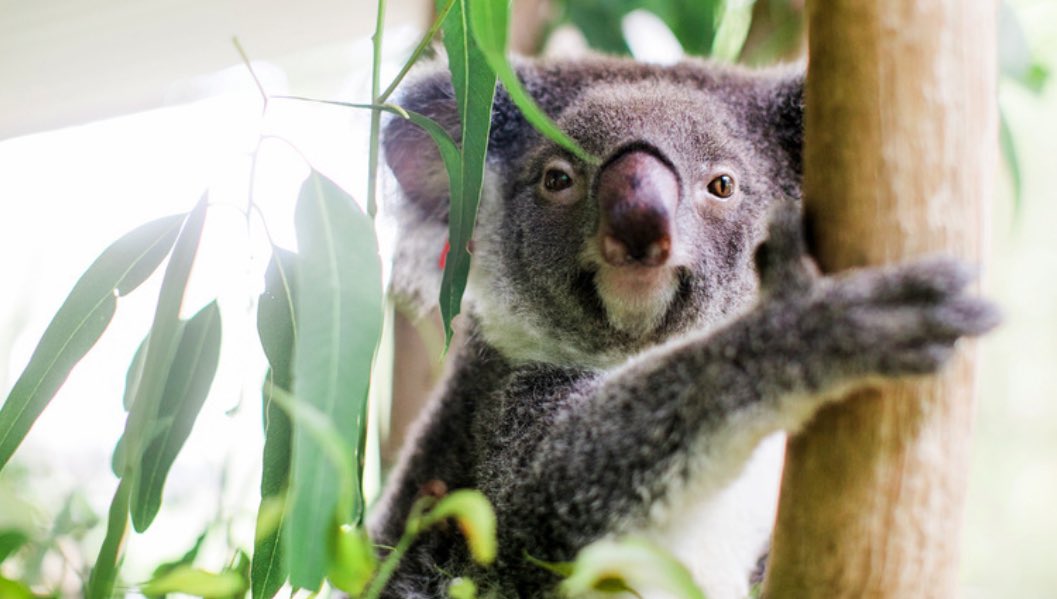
[538,159,581,204]
[543,168,573,192]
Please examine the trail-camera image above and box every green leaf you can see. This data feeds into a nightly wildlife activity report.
[0,575,35,599]
[119,197,207,527]
[558,0,633,55]
[999,106,1023,217]
[438,0,497,347]
[0,214,183,471]
[123,334,151,412]
[524,553,574,578]
[999,1,1050,93]
[148,531,208,586]
[0,530,28,564]
[710,0,755,62]
[420,490,497,566]
[286,171,383,590]
[555,0,722,57]
[560,537,706,599]
[140,566,247,598]
[252,250,297,599]
[327,524,376,595]
[86,478,132,599]
[469,0,594,164]
[131,300,222,531]
[448,577,478,599]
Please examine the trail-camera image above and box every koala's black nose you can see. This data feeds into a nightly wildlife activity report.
[596,150,679,267]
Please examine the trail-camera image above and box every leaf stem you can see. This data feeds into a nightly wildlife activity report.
[86,478,132,599]
[377,0,457,103]
[366,0,388,219]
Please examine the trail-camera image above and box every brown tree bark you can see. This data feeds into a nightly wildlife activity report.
[763,2,996,598]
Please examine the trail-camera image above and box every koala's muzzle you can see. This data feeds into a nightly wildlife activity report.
[596,151,679,267]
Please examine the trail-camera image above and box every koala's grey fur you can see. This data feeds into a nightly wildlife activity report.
[372,55,999,599]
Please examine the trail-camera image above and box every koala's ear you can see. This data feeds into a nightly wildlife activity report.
[383,67,461,223]
[765,67,805,178]
[383,67,461,315]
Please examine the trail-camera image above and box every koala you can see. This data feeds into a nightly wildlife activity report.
[370,55,999,599]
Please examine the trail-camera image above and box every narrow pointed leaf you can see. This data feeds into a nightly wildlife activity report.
[123,196,208,519]
[252,249,298,599]
[711,0,755,62]
[438,0,497,346]
[123,334,151,411]
[0,214,183,470]
[286,171,383,590]
[469,0,593,163]
[131,300,222,531]
[141,566,246,598]
[421,490,497,565]
[999,108,1023,216]
[148,530,208,583]
[86,478,132,599]
[112,333,151,476]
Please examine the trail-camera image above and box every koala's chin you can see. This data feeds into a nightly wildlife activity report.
[593,264,681,337]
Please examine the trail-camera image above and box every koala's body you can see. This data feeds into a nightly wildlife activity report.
[371,56,997,599]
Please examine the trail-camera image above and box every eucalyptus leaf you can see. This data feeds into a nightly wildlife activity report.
[0,530,28,564]
[252,249,298,599]
[560,537,706,599]
[437,0,497,346]
[420,489,497,566]
[710,0,756,62]
[86,478,132,599]
[0,214,183,471]
[140,566,246,598]
[1000,106,1023,216]
[131,300,222,531]
[148,530,208,584]
[123,334,151,412]
[0,575,35,599]
[327,524,376,595]
[999,1,1050,93]
[469,0,593,164]
[121,196,209,493]
[448,577,478,599]
[286,171,383,590]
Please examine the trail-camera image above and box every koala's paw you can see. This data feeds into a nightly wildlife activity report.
[754,200,818,298]
[816,256,1001,379]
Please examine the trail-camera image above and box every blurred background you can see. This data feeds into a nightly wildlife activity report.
[0,0,1054,596]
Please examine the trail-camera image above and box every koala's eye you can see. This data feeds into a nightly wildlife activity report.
[707,174,736,199]
[543,168,574,192]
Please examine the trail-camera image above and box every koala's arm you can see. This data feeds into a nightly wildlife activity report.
[478,205,999,583]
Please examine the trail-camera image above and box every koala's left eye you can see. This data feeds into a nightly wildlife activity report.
[707,174,736,199]
[543,168,574,192]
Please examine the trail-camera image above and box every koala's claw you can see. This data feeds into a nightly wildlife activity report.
[798,256,1000,384]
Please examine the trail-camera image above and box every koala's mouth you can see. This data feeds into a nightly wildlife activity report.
[573,265,690,338]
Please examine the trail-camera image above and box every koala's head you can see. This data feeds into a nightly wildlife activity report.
[385,56,803,367]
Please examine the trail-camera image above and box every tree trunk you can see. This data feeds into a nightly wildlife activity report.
[763,2,996,598]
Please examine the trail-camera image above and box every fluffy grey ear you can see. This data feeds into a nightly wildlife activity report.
[383,67,460,316]
[760,67,804,184]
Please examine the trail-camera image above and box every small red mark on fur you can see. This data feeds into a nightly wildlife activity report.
[439,240,451,269]
[420,479,448,498]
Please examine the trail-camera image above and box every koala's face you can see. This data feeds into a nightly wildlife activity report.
[386,58,803,366]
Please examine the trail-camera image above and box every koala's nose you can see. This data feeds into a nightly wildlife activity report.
[596,150,679,267]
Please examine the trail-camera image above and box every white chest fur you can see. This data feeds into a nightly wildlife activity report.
[621,433,785,599]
